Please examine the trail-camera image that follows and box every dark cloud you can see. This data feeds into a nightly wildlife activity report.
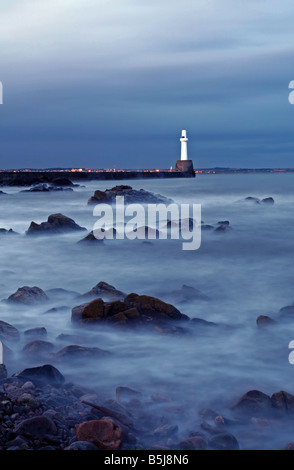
[0,0,293,169]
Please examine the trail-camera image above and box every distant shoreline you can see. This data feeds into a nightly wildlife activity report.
[0,168,293,186]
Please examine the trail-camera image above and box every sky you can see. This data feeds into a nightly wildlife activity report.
[0,0,293,169]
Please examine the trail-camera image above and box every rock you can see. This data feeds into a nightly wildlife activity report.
[271,391,294,414]
[64,441,100,450]
[45,288,80,299]
[153,424,178,438]
[116,386,141,405]
[280,306,294,319]
[0,320,20,341]
[231,390,272,416]
[217,220,230,226]
[55,345,110,361]
[20,182,74,192]
[26,213,86,235]
[0,228,17,236]
[14,416,57,437]
[214,222,231,233]
[51,177,74,187]
[201,224,214,231]
[16,393,40,410]
[87,185,172,205]
[242,197,261,204]
[0,190,6,195]
[208,433,240,450]
[261,197,274,205]
[22,340,55,356]
[76,418,123,450]
[177,284,209,301]
[124,293,188,321]
[80,282,126,301]
[256,315,276,327]
[190,318,217,327]
[78,231,104,244]
[176,436,207,450]
[7,286,48,305]
[24,327,47,338]
[72,293,189,328]
[15,364,65,387]
[0,364,7,379]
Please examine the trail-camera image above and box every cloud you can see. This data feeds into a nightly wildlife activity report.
[0,0,293,168]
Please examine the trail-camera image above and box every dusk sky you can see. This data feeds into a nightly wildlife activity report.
[0,0,293,169]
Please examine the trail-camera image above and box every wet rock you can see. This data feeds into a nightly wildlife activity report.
[16,393,40,410]
[124,293,188,322]
[116,386,141,405]
[176,436,207,450]
[26,213,86,235]
[256,315,276,327]
[45,288,80,299]
[240,196,261,204]
[271,391,294,414]
[76,418,123,450]
[51,177,74,187]
[55,345,110,361]
[0,320,20,341]
[231,390,272,416]
[81,282,125,301]
[78,231,104,244]
[72,293,190,327]
[279,305,294,319]
[15,364,65,387]
[24,327,47,338]
[21,183,73,193]
[64,441,100,450]
[0,228,17,236]
[153,424,178,438]
[199,408,219,421]
[190,318,217,327]
[201,224,214,231]
[87,185,171,205]
[22,340,55,356]
[0,364,7,379]
[261,197,274,205]
[165,284,209,303]
[14,416,57,437]
[214,221,231,233]
[208,432,240,450]
[7,286,48,305]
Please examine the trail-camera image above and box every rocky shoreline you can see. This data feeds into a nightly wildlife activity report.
[1,282,294,450]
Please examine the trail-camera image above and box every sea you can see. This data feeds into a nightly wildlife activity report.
[1,173,294,449]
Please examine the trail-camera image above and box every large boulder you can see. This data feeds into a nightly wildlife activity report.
[15,364,65,387]
[231,390,272,416]
[87,185,171,205]
[14,416,57,437]
[26,213,86,235]
[76,418,123,450]
[71,293,189,327]
[7,286,48,305]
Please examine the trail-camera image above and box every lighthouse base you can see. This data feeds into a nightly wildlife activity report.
[175,160,195,176]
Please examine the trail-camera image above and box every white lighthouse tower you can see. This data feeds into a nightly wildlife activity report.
[174,128,195,176]
[180,129,188,160]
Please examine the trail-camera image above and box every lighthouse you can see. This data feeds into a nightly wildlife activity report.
[175,129,195,176]
[180,129,188,160]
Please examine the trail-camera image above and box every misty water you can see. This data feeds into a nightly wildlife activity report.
[1,173,294,449]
